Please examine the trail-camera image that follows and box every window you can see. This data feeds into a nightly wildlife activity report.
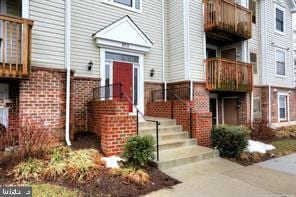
[278,94,288,121]
[105,52,139,63]
[104,0,141,11]
[249,0,256,24]
[250,52,257,74]
[275,49,286,76]
[275,6,285,33]
[253,97,262,120]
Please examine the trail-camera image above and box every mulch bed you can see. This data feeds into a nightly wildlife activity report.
[71,132,101,151]
[0,132,180,196]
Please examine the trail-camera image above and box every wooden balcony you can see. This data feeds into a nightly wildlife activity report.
[205,58,253,92]
[204,0,252,45]
[0,15,33,78]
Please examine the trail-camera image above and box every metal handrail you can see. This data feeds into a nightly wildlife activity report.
[122,93,160,161]
[93,83,123,100]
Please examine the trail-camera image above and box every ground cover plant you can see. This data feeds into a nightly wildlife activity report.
[0,132,179,196]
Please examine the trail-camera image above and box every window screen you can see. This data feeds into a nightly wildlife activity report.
[276,50,285,76]
[114,0,132,7]
[276,8,284,32]
[250,52,257,74]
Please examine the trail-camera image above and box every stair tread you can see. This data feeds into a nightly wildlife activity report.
[158,146,218,162]
[139,125,182,130]
[158,138,196,146]
[141,131,188,136]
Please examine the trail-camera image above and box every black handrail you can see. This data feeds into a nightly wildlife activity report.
[122,93,161,161]
[93,83,123,100]
[152,87,191,102]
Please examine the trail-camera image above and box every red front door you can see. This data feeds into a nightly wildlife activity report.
[113,61,133,112]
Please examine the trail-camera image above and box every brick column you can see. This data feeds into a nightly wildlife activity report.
[101,115,137,156]
[192,112,212,147]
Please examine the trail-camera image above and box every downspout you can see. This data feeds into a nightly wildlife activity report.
[65,0,72,146]
[268,85,271,125]
[162,0,165,83]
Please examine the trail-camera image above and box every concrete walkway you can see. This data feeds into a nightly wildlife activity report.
[145,157,296,197]
[257,153,296,175]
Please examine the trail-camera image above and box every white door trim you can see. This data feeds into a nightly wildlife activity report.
[209,93,219,125]
[277,91,290,122]
[100,48,145,114]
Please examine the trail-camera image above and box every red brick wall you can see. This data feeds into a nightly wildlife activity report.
[87,100,129,137]
[7,81,19,134]
[101,115,136,156]
[73,77,100,134]
[18,67,74,143]
[146,101,212,146]
[192,112,212,147]
[192,82,209,112]
[87,99,136,156]
[253,86,296,124]
[144,82,163,112]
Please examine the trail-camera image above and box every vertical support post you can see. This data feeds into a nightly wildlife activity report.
[136,110,139,135]
[190,108,192,138]
[156,121,160,161]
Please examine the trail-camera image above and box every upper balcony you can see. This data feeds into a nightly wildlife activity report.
[204,0,252,45]
[0,14,33,79]
[205,58,253,92]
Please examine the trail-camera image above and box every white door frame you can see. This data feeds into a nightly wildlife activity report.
[100,48,145,114]
[277,91,290,122]
[209,93,219,125]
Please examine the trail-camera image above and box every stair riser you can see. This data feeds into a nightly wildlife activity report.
[139,126,182,133]
[140,132,189,141]
[139,120,176,127]
[157,151,220,169]
[158,140,196,151]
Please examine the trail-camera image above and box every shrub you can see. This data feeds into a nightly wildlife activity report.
[18,119,53,158]
[212,125,249,157]
[43,148,102,182]
[111,168,150,186]
[252,120,275,140]
[11,157,44,180]
[123,135,155,167]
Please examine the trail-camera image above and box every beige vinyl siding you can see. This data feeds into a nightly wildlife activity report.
[264,0,294,88]
[71,0,164,81]
[29,0,65,69]
[166,0,185,82]
[188,0,205,81]
[248,1,261,85]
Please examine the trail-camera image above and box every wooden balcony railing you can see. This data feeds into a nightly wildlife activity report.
[205,58,253,92]
[0,14,33,78]
[204,0,252,44]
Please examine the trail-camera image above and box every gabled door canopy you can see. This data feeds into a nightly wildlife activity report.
[93,15,153,53]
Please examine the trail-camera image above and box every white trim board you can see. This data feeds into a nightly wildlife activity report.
[277,91,290,122]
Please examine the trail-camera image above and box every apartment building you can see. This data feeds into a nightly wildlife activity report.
[0,0,295,152]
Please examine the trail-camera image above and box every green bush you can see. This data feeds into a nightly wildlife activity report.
[212,125,249,157]
[123,135,155,167]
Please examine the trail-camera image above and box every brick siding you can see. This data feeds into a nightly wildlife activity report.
[18,67,75,143]
[87,99,136,155]
[73,77,100,134]
[144,82,163,112]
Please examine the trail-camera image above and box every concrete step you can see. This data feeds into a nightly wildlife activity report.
[156,146,219,170]
[139,125,183,134]
[140,131,189,141]
[139,119,177,127]
[158,139,196,151]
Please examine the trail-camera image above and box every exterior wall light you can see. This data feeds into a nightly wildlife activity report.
[150,68,155,77]
[88,60,93,71]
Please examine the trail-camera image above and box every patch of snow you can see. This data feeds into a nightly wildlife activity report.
[101,156,124,169]
[246,140,276,154]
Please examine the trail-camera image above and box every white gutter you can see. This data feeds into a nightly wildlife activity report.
[268,85,271,125]
[162,0,165,82]
[65,0,72,146]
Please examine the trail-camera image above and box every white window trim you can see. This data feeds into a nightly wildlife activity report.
[277,92,289,122]
[101,0,142,13]
[274,4,286,35]
[275,47,287,78]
